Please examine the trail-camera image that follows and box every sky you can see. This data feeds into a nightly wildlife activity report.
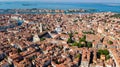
[0,0,119,3]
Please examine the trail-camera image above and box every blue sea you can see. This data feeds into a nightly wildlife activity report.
[0,1,120,13]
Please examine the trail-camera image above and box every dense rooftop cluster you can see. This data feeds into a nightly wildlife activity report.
[0,12,120,67]
[0,9,89,14]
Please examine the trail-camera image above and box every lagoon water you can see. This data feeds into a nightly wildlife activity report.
[0,2,120,13]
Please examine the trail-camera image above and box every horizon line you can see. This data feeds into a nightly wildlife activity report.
[0,1,119,3]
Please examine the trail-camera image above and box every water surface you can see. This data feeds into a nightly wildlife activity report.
[0,2,120,13]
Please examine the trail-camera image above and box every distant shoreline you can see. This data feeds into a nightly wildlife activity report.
[0,9,119,14]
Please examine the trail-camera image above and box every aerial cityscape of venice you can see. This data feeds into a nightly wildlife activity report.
[0,0,120,67]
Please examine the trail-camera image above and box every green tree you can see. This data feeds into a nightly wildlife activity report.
[67,32,74,43]
[102,49,109,56]
[78,43,84,48]
[79,36,86,43]
[75,54,81,58]
[40,38,45,41]
[111,14,120,18]
[72,41,78,46]
[87,42,92,48]
[67,38,74,43]
[108,40,113,45]
[83,35,86,40]
[106,55,110,60]
[79,38,86,43]
[73,20,78,22]
[75,32,78,34]
[97,49,110,59]
[69,33,73,38]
